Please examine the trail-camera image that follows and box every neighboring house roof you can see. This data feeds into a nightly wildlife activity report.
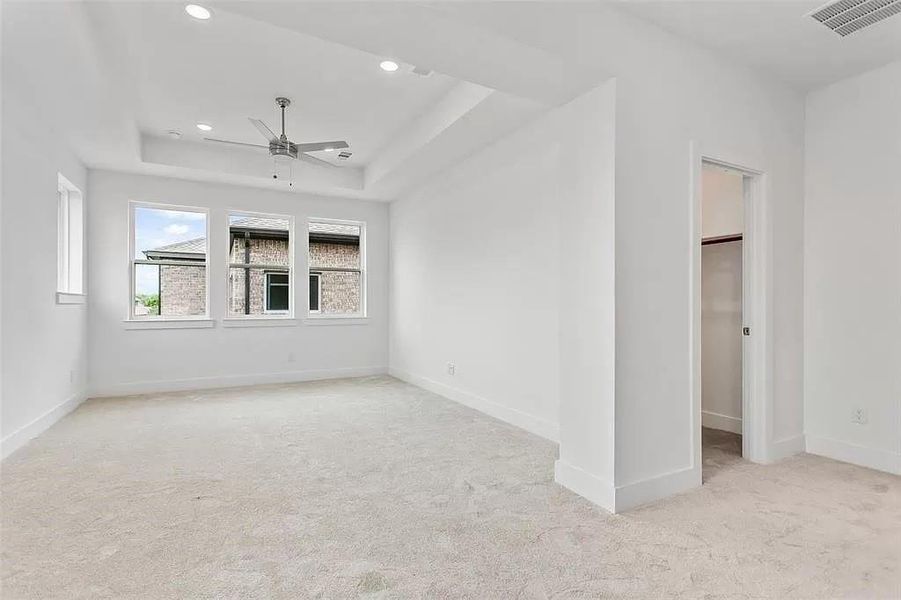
[228,216,358,237]
[309,222,359,237]
[230,216,289,231]
[143,237,207,260]
[142,220,360,260]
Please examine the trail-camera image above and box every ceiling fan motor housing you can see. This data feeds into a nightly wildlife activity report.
[269,140,298,160]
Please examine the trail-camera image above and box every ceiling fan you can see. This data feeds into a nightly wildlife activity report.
[204,97,349,178]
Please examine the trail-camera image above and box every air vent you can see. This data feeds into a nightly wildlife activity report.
[411,65,433,77]
[337,151,352,160]
[810,0,901,36]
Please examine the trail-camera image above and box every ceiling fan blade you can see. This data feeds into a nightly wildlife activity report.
[298,153,338,169]
[295,140,350,153]
[204,137,269,149]
[249,118,279,143]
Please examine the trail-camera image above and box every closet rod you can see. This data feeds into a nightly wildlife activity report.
[701,234,742,246]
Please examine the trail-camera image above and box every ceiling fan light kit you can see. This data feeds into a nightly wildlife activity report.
[204,96,349,186]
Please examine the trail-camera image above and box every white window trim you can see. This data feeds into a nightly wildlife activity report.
[123,318,215,330]
[226,210,295,320]
[57,173,85,299]
[303,317,370,326]
[306,217,367,320]
[222,317,298,328]
[127,201,210,322]
[57,292,86,305]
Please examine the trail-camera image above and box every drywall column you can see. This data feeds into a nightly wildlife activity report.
[554,80,619,511]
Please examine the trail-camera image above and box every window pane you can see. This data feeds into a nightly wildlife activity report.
[308,221,362,315]
[134,263,160,316]
[133,206,207,318]
[230,214,291,266]
[134,263,207,317]
[309,222,360,270]
[228,267,291,316]
[319,271,361,315]
[135,207,207,261]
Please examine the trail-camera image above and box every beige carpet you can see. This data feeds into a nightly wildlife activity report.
[2,376,899,599]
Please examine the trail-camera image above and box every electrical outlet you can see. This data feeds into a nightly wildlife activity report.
[851,408,868,424]
[446,362,455,376]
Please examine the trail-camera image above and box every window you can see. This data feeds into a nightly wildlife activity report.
[57,174,84,298]
[228,212,293,318]
[130,203,208,319]
[309,273,321,313]
[308,219,365,316]
[265,272,290,313]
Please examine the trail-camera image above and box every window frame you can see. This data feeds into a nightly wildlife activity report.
[127,201,210,321]
[306,217,367,319]
[225,210,295,320]
[57,173,85,302]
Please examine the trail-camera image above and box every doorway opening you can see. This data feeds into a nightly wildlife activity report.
[694,156,767,481]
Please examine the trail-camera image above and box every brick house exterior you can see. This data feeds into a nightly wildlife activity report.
[142,218,360,316]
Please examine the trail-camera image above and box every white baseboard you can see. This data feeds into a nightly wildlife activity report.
[806,435,900,475]
[1,391,86,460]
[554,460,615,512]
[769,434,805,462]
[701,410,742,434]
[614,465,701,512]
[555,460,701,513]
[389,367,559,442]
[90,366,388,398]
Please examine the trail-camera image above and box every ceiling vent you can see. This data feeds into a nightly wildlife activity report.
[810,0,901,36]
[411,65,433,77]
[337,151,352,160]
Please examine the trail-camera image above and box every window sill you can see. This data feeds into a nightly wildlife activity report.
[56,292,86,305]
[304,316,369,326]
[222,318,299,328]
[123,319,215,330]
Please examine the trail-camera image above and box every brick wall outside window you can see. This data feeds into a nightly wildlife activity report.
[159,264,206,316]
[156,232,361,317]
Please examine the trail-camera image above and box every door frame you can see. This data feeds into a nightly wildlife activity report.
[690,145,772,468]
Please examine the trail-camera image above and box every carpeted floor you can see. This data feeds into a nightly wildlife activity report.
[701,426,744,482]
[2,376,899,599]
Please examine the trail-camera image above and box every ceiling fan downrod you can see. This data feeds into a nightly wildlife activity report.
[276,96,290,141]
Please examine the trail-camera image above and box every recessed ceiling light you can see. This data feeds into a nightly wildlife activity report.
[196,122,212,132]
[379,60,399,72]
[185,4,211,20]
[324,147,336,152]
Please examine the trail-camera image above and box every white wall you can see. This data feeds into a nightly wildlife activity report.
[88,171,388,396]
[804,60,901,475]
[390,102,558,442]
[702,165,743,239]
[390,81,617,504]
[1,60,89,456]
